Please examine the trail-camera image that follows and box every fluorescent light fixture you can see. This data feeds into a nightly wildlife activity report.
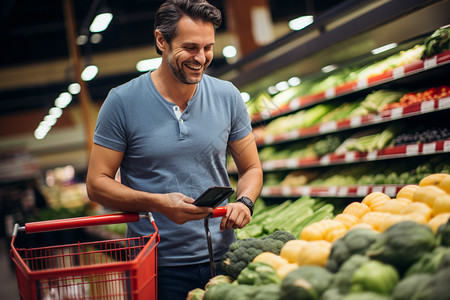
[76,35,88,45]
[289,15,314,31]
[81,65,98,81]
[89,12,113,33]
[267,86,278,95]
[68,83,81,94]
[275,81,289,92]
[44,115,57,126]
[321,64,338,73]
[240,92,250,103]
[371,43,398,55]
[49,107,63,118]
[90,33,103,44]
[288,77,301,86]
[136,57,162,72]
[222,45,237,58]
[34,126,49,139]
[55,92,72,108]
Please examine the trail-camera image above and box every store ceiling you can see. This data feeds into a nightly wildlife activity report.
[0,0,346,117]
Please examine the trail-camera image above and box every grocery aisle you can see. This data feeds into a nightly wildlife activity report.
[0,238,20,300]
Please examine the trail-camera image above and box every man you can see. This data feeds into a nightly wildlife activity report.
[86,0,262,299]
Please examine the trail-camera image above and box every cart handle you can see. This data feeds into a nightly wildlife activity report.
[13,212,147,235]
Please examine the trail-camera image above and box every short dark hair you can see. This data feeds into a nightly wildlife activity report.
[154,0,222,55]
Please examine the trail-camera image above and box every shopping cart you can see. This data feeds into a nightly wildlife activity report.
[10,212,159,300]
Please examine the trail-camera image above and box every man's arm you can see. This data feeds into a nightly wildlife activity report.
[221,132,263,230]
[86,143,212,224]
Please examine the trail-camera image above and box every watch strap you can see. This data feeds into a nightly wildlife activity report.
[237,196,254,216]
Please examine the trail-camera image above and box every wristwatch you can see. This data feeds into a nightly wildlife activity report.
[236,196,254,216]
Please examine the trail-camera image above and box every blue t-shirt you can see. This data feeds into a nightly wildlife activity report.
[94,71,252,266]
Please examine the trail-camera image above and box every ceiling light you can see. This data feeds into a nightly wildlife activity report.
[89,12,113,33]
[222,45,237,58]
[289,15,314,31]
[240,92,250,103]
[275,81,289,92]
[321,64,338,73]
[49,107,63,118]
[55,92,73,108]
[288,77,301,86]
[68,83,81,94]
[81,65,98,81]
[371,43,398,55]
[90,33,103,44]
[76,35,88,45]
[136,58,162,72]
[267,86,278,95]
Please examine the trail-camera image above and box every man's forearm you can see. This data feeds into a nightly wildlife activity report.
[235,166,263,202]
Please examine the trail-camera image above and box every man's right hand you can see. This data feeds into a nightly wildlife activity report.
[158,192,213,224]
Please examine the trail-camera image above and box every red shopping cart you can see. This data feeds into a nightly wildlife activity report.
[10,212,159,300]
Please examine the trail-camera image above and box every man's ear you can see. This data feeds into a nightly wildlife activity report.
[155,30,166,53]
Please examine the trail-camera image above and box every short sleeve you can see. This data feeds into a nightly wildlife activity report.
[228,83,252,142]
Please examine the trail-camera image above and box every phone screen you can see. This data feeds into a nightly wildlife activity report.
[193,186,234,208]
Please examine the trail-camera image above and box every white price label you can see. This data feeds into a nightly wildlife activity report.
[372,186,384,193]
[390,107,403,119]
[406,144,419,156]
[286,158,299,168]
[357,186,369,196]
[444,140,450,152]
[345,151,356,162]
[423,142,436,154]
[420,100,435,113]
[350,116,362,127]
[325,87,336,99]
[328,186,338,196]
[424,56,437,69]
[289,98,301,110]
[439,97,450,110]
[385,186,397,197]
[392,66,405,79]
[281,186,291,196]
[261,187,270,195]
[301,186,311,196]
[320,155,331,165]
[264,134,274,145]
[284,130,299,140]
[367,150,377,161]
[319,121,337,133]
[373,114,383,123]
[263,161,275,170]
[338,186,348,197]
[357,77,368,90]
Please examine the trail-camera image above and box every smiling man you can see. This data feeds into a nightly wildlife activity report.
[86,0,263,299]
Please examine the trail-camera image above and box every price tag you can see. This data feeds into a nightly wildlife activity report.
[281,186,291,196]
[423,56,437,69]
[328,186,338,196]
[357,186,369,196]
[301,186,311,196]
[284,130,299,140]
[423,142,436,154]
[261,187,270,195]
[357,77,368,90]
[319,121,337,133]
[392,66,405,79]
[286,158,299,169]
[373,114,383,123]
[289,98,301,110]
[264,134,274,145]
[406,144,419,156]
[367,150,378,161]
[345,151,356,162]
[350,116,362,127]
[320,154,331,165]
[384,186,397,197]
[338,186,348,197]
[444,140,450,152]
[439,97,450,110]
[325,87,336,99]
[390,107,403,119]
[372,186,384,193]
[420,100,435,113]
[263,161,275,170]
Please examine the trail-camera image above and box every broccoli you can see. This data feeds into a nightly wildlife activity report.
[220,237,285,279]
[264,230,296,243]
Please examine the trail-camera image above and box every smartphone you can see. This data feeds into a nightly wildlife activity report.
[193,186,235,208]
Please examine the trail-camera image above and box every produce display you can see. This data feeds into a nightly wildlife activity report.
[188,173,450,299]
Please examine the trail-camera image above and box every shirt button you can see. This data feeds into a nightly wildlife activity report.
[180,119,184,123]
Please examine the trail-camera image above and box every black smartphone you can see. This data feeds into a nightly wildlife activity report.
[193,186,235,208]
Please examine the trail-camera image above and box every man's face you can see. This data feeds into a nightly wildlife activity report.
[164,16,215,84]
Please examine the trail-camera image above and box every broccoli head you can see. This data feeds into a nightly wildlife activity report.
[264,230,296,243]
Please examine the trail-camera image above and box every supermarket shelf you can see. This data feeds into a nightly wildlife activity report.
[256,96,450,146]
[261,184,404,198]
[259,139,450,172]
[251,50,450,125]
